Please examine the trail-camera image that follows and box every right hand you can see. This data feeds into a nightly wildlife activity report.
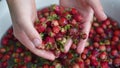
[60,0,107,54]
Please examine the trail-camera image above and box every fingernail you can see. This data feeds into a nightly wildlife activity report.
[33,38,41,47]
[100,12,107,21]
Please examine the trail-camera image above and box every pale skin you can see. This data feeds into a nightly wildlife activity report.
[7,0,107,60]
[60,0,107,54]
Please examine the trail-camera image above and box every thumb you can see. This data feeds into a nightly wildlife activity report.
[87,0,107,21]
[18,20,42,47]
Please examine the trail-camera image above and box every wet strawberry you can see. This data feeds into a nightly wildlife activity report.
[72,63,80,68]
[101,61,109,68]
[113,30,120,36]
[111,49,118,57]
[50,65,55,68]
[93,42,99,48]
[78,60,84,68]
[24,55,32,63]
[59,17,68,26]
[71,44,77,50]
[112,36,119,42]
[96,27,104,34]
[0,53,3,59]
[1,36,8,45]
[113,57,120,66]
[99,52,107,60]
[2,54,10,61]
[45,36,55,44]
[74,14,82,22]
[81,53,86,60]
[16,48,23,53]
[85,58,90,66]
[99,45,106,52]
[0,48,6,53]
[67,52,73,59]
[51,20,59,26]
[52,26,60,34]
[71,8,78,15]
[42,64,49,68]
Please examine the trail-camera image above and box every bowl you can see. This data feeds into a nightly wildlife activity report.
[0,0,120,67]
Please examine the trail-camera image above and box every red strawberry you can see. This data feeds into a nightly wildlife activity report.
[53,26,60,34]
[74,14,82,22]
[1,61,8,68]
[93,42,99,48]
[16,48,23,53]
[117,44,120,51]
[45,36,55,44]
[85,58,90,66]
[3,54,10,61]
[1,37,8,45]
[82,48,88,54]
[53,5,60,14]
[101,61,109,68]
[59,17,68,26]
[71,8,78,15]
[113,30,120,36]
[67,52,73,59]
[113,57,120,66]
[78,60,84,68]
[39,17,46,23]
[111,49,118,57]
[106,45,111,52]
[104,19,111,26]
[112,36,119,42]
[99,52,106,60]
[14,58,21,63]
[101,24,107,29]
[0,48,6,53]
[72,63,80,68]
[81,53,86,60]
[50,66,55,68]
[0,53,3,59]
[71,19,77,25]
[51,20,59,26]
[71,44,77,50]
[96,27,104,34]
[42,7,49,13]
[24,55,32,63]
[99,45,106,52]
[36,24,46,33]
[91,59,98,66]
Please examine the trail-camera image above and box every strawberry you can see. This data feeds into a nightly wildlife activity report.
[73,14,82,22]
[52,26,60,34]
[59,17,68,26]
[96,27,104,34]
[71,8,78,15]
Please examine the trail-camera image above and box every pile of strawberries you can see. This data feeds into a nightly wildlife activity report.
[0,5,120,68]
[34,5,86,56]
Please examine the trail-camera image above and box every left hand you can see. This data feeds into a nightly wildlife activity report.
[60,0,107,54]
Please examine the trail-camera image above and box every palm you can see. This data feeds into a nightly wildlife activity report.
[60,0,94,53]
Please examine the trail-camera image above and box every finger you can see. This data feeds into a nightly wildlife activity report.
[13,24,55,60]
[77,39,87,54]
[64,38,73,53]
[7,0,41,47]
[87,0,107,21]
[77,9,93,54]
[18,21,42,48]
[60,0,76,8]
